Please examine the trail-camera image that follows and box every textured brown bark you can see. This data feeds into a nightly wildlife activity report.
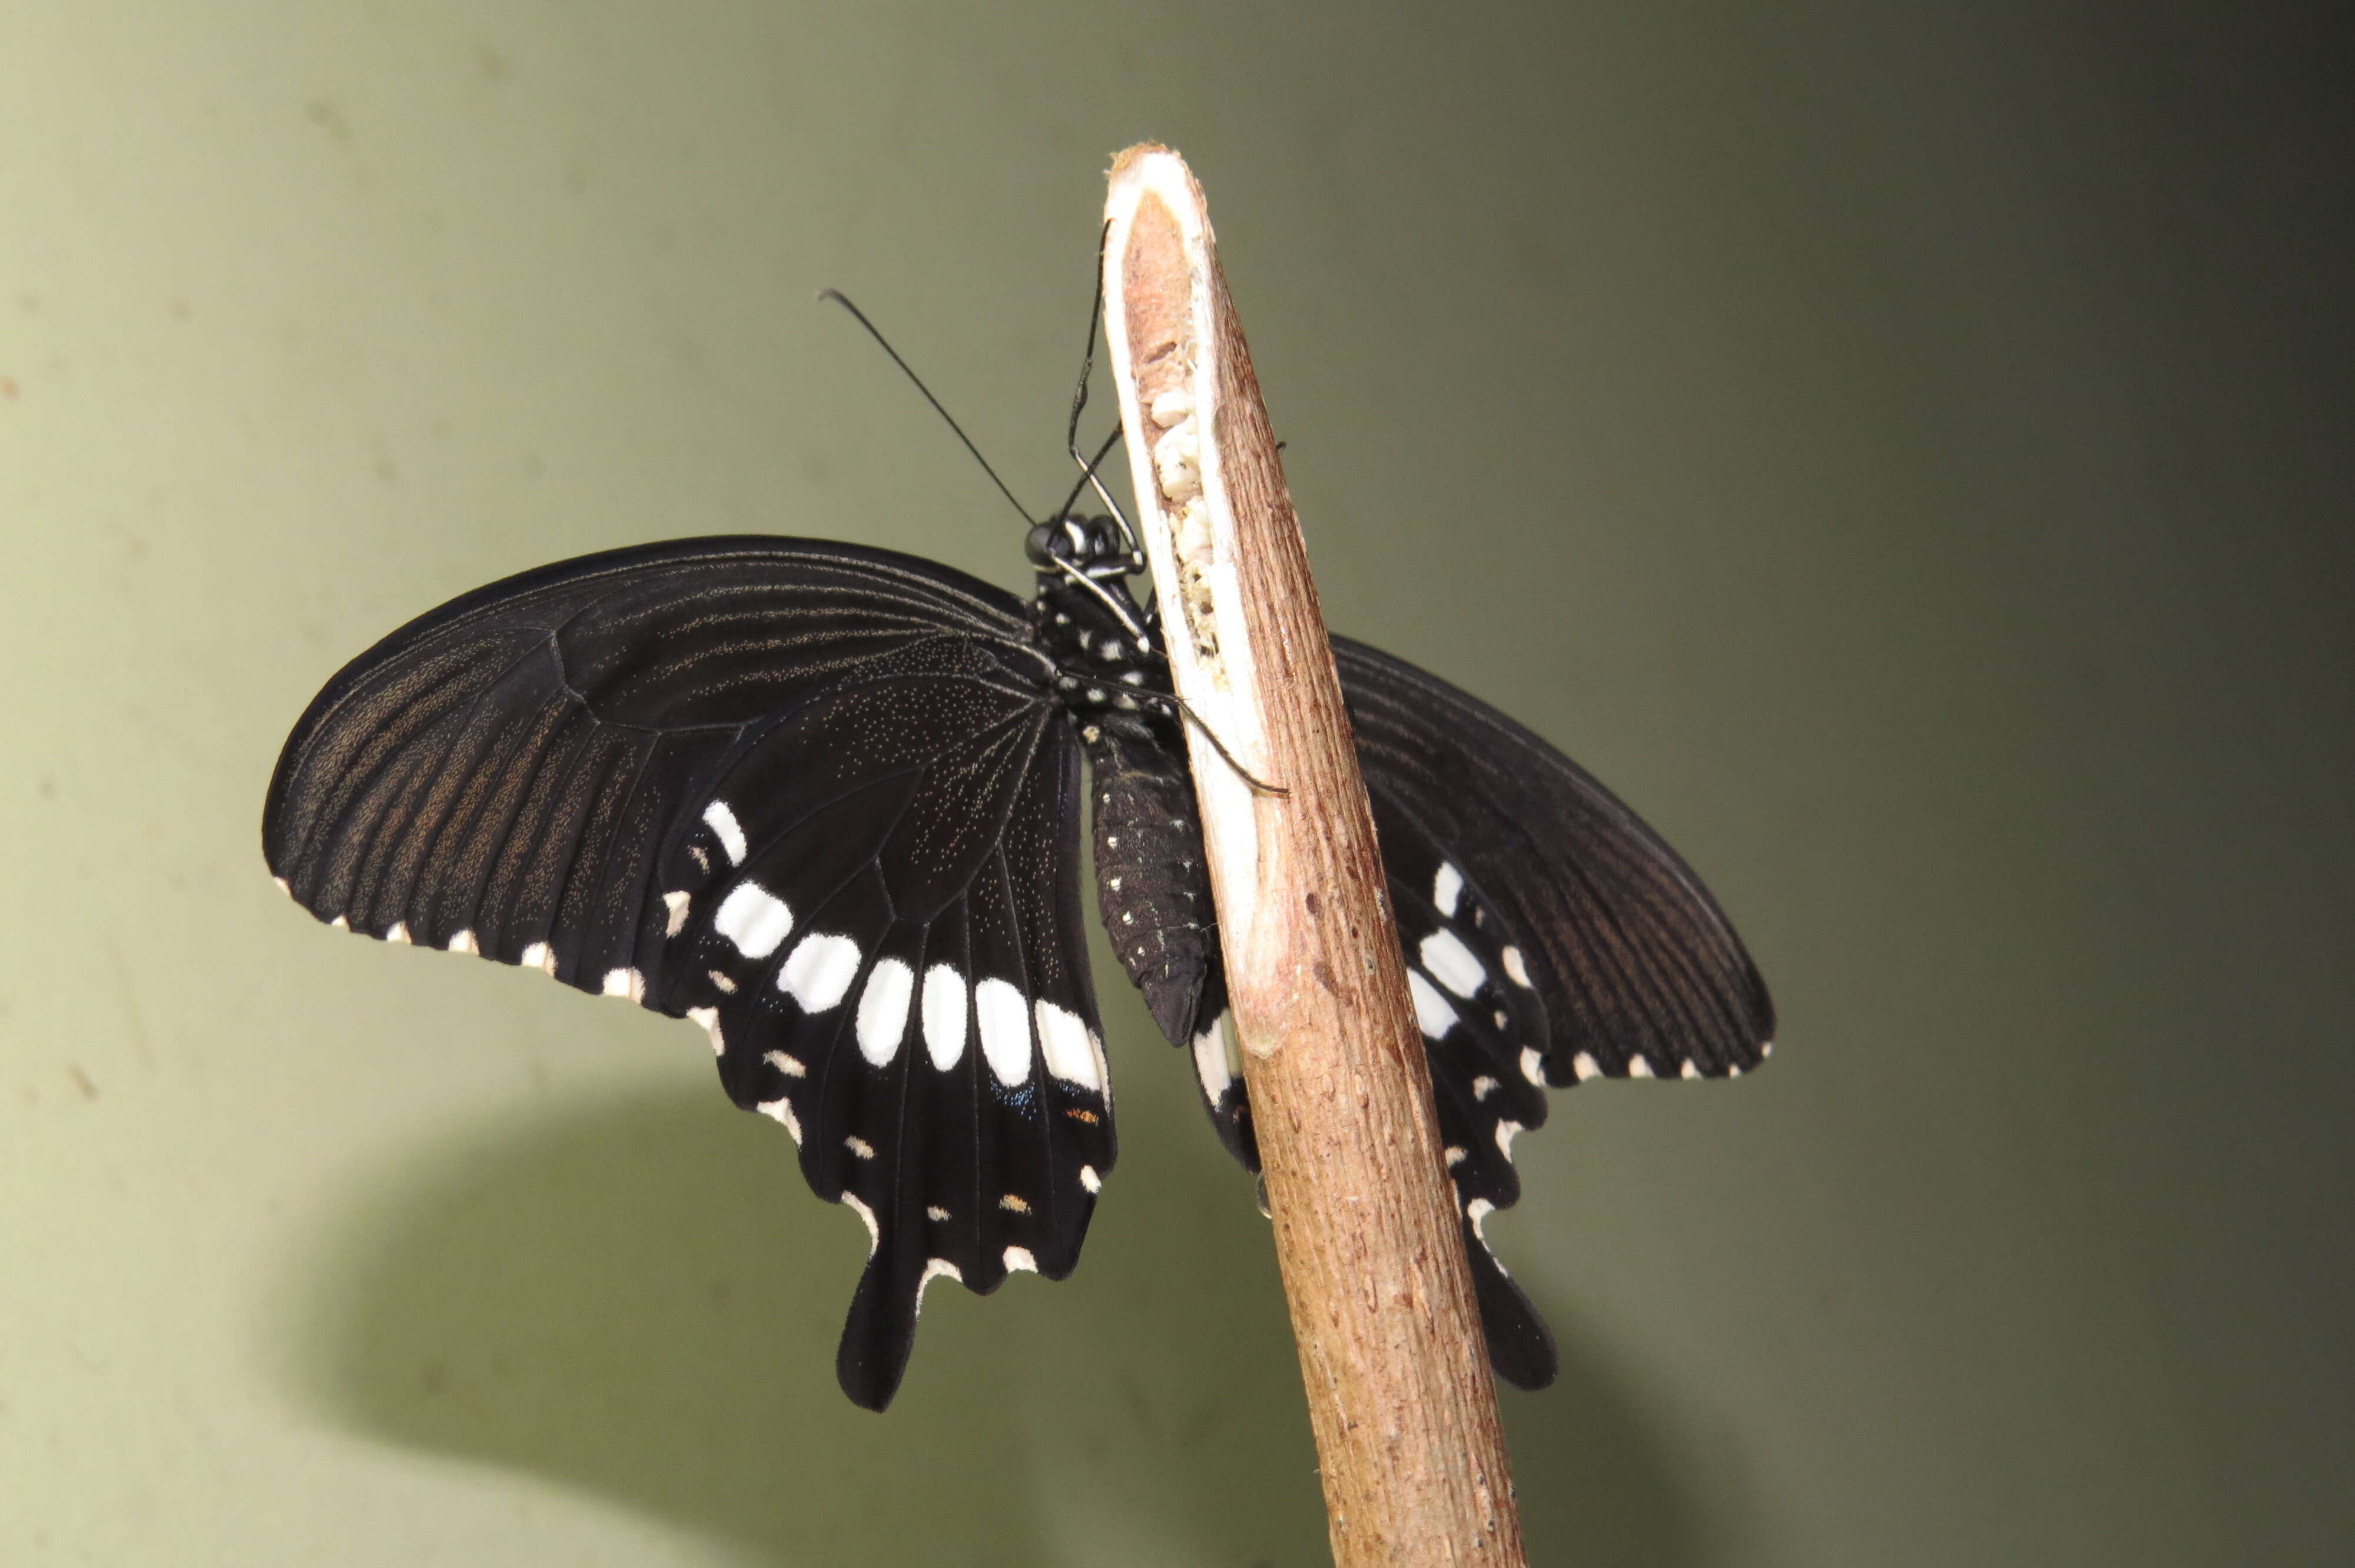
[1100,145,1528,1567]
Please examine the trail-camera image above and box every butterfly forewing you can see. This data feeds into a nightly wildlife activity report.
[264,537,1110,1410]
[1333,636,1774,1085]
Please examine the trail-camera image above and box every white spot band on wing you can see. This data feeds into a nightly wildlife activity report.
[702,800,747,866]
[1034,999,1101,1089]
[975,979,1031,1087]
[1192,1019,1232,1101]
[1419,929,1487,999]
[1405,969,1461,1042]
[1432,862,1464,918]
[857,958,914,1067]
[923,964,967,1071]
[780,932,860,1012]
[1501,946,1533,988]
[712,881,792,960]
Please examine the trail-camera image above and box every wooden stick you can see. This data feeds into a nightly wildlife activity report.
[1100,145,1529,1567]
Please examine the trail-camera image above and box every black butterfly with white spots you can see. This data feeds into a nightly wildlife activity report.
[264,460,1771,1416]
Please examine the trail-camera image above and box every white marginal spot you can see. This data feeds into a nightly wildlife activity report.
[1079,1165,1101,1194]
[845,1135,875,1160]
[1501,946,1533,988]
[1432,862,1464,918]
[1466,1197,1496,1243]
[1681,1059,1703,1079]
[975,978,1031,1087]
[1520,1047,1545,1085]
[1002,1246,1038,1275]
[1473,1075,1500,1101]
[1495,1121,1523,1159]
[702,799,747,866]
[1405,969,1461,1042]
[780,932,861,1012]
[602,967,645,1002]
[764,1049,807,1078]
[922,964,968,1071]
[1445,1145,1468,1167]
[686,1006,723,1056]
[1573,1051,1602,1081]
[758,1095,802,1142]
[926,1205,950,1223]
[272,876,292,898]
[1419,929,1487,998]
[383,922,410,945]
[1035,999,1100,1089]
[328,914,349,931]
[856,958,914,1067]
[713,881,792,960]
[1628,1054,1656,1079]
[841,1192,878,1257]
[1761,1039,1775,1058]
[1729,1064,1744,1078]
[916,1257,962,1314]
[446,929,477,955]
[662,889,692,938]
[522,941,557,976]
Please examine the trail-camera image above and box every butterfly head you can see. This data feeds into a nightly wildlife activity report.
[1025,513,1138,578]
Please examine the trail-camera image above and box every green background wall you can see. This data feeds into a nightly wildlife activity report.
[4,4,2347,1563]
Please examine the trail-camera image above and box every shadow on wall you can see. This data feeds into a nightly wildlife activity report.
[278,1065,1725,1566]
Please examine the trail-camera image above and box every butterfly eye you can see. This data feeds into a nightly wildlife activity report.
[1023,522,1060,566]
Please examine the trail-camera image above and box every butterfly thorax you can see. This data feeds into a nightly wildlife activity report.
[1024,513,1166,725]
[1024,513,1226,1049]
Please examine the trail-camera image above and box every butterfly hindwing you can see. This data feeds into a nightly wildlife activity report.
[264,537,1112,1410]
[1145,636,1772,1389]
[1335,634,1773,1386]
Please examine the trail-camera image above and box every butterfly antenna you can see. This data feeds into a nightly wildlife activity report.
[1065,231,1145,557]
[819,288,1037,527]
[1052,424,1126,533]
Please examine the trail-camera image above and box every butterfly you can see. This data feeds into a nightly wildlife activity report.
[262,311,1773,1413]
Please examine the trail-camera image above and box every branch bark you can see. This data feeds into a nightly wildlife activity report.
[1100,145,1528,1567]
